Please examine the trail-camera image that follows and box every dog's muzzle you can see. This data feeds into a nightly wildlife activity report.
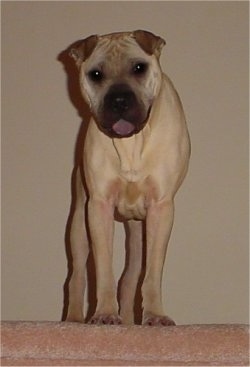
[99,84,150,138]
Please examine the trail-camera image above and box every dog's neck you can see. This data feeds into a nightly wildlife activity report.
[112,127,150,182]
[111,75,172,182]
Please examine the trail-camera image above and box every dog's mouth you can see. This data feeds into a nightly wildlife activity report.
[112,119,136,137]
[101,114,150,138]
[97,83,151,138]
[99,105,152,138]
[100,111,150,138]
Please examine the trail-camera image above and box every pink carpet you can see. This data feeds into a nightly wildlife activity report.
[1,321,249,366]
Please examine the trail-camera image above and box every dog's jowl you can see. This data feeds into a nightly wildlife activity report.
[65,30,190,326]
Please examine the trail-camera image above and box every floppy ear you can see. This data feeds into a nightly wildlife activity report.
[133,30,166,58]
[69,35,99,66]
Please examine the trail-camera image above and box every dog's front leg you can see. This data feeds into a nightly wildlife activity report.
[66,167,88,323]
[88,198,121,325]
[142,199,176,326]
[119,220,143,324]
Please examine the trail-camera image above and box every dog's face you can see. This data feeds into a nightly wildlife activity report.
[70,30,165,138]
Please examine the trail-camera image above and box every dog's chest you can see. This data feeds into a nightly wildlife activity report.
[112,134,154,220]
[116,179,147,220]
[113,134,144,178]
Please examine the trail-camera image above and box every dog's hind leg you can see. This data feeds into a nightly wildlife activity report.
[119,220,143,324]
[66,166,89,322]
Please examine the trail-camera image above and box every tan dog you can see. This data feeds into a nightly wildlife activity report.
[66,30,190,326]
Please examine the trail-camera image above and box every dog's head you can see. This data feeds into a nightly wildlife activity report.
[70,30,165,138]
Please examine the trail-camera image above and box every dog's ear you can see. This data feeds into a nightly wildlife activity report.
[133,30,166,58]
[69,35,99,66]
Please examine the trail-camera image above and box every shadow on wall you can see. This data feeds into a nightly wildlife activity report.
[57,42,146,324]
[57,42,95,322]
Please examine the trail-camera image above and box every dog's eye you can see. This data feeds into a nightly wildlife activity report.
[133,63,148,75]
[88,69,104,82]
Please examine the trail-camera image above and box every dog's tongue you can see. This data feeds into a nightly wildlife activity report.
[112,119,135,136]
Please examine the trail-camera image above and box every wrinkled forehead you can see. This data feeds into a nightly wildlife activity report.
[84,35,151,71]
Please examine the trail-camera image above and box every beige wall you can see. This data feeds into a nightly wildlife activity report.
[2,1,249,324]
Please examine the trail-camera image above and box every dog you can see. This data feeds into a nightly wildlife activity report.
[65,30,190,326]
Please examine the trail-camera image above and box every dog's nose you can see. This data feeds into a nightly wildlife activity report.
[104,84,136,116]
[111,95,129,113]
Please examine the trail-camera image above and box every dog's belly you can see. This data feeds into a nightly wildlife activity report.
[116,181,147,220]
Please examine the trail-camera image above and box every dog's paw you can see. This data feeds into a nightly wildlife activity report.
[143,314,176,327]
[89,314,122,325]
[66,315,84,323]
[66,310,85,323]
